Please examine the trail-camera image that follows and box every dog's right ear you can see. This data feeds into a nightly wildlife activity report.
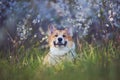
[48,24,56,35]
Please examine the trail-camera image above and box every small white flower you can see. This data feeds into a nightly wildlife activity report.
[32,19,37,24]
[98,13,101,17]
[113,12,116,16]
[0,1,2,4]
[10,56,12,59]
[23,30,26,35]
[106,24,109,27]
[109,17,114,21]
[20,38,24,40]
[108,10,112,15]
[34,34,37,38]
[29,28,32,31]
[26,14,31,18]
[37,19,40,23]
[22,25,25,29]
[20,33,24,37]
[109,3,113,8]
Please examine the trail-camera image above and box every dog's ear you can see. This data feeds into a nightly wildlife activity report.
[65,27,73,37]
[48,24,56,35]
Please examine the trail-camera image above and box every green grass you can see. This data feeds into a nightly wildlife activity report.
[0,42,120,80]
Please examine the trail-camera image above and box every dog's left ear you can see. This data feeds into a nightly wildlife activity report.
[65,27,73,37]
[48,24,56,35]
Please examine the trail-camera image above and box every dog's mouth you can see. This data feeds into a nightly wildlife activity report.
[53,41,67,47]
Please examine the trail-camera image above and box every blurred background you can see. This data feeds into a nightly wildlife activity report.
[0,0,120,80]
[0,0,120,54]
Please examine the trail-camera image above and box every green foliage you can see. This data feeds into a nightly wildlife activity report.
[0,42,120,80]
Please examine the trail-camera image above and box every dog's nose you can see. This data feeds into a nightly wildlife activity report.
[58,38,62,42]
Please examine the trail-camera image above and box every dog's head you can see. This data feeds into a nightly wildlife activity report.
[48,24,74,50]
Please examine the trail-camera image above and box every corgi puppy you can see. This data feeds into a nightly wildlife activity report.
[43,24,76,66]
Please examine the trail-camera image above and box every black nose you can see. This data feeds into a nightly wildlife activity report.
[58,38,62,42]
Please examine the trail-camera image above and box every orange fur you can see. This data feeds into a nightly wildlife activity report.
[48,29,73,47]
[43,26,76,66]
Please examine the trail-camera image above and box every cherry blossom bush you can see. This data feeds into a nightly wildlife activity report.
[0,0,120,53]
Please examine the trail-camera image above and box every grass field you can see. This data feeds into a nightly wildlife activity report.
[0,42,120,80]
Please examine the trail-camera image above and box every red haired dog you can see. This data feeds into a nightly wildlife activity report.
[43,25,76,66]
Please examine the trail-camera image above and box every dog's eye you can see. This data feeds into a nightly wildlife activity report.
[55,34,58,37]
[63,35,66,37]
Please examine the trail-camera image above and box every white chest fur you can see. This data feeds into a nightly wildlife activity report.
[43,43,76,66]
